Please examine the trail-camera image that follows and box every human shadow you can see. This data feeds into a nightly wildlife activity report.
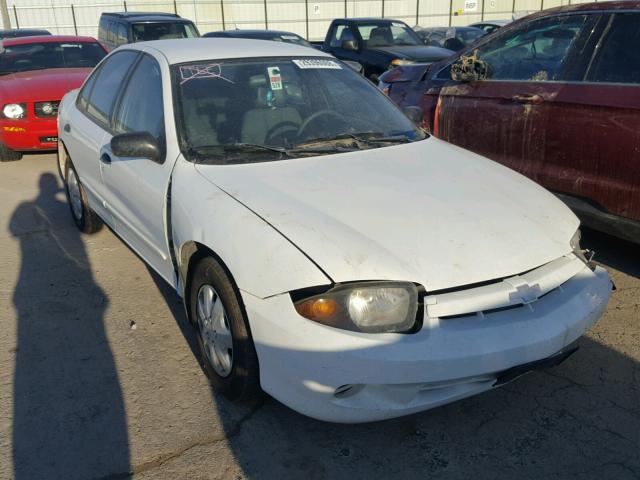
[10,173,130,479]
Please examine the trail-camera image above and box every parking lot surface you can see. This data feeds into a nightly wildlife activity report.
[1,153,639,480]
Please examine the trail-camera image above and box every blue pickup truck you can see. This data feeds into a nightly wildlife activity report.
[314,18,454,80]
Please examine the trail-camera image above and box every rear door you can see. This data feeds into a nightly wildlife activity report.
[63,50,140,222]
[99,52,177,284]
[435,13,599,175]
[543,12,640,225]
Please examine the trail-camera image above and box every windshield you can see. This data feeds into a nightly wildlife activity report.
[357,22,423,47]
[0,42,106,74]
[132,22,198,41]
[174,57,425,164]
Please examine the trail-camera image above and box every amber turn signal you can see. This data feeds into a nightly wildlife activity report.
[295,298,339,320]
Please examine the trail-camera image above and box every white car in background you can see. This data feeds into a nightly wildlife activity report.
[57,39,612,423]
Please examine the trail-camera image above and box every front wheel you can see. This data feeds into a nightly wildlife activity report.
[64,161,103,234]
[189,256,261,402]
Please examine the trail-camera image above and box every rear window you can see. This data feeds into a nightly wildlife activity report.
[132,22,198,42]
[0,42,106,74]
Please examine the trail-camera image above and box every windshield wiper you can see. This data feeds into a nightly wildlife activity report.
[188,142,359,163]
[294,132,413,148]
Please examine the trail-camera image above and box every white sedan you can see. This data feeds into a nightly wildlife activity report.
[57,39,612,423]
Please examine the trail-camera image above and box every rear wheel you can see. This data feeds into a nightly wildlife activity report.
[64,161,102,234]
[189,255,261,402]
[0,143,22,162]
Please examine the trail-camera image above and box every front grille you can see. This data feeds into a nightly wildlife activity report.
[34,101,60,118]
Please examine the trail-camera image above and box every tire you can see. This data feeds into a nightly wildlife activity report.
[64,161,103,234]
[189,255,261,402]
[0,143,22,162]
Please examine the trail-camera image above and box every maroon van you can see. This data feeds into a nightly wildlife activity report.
[381,1,640,243]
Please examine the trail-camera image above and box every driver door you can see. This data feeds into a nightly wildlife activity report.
[436,14,599,178]
[99,53,177,285]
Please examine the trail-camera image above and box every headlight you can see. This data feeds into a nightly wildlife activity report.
[3,103,26,119]
[293,281,419,333]
[570,229,593,267]
[390,58,415,67]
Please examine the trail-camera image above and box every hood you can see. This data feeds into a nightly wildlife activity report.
[0,68,91,102]
[195,138,578,292]
[371,45,454,62]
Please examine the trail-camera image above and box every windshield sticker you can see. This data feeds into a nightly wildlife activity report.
[281,35,299,40]
[267,66,283,90]
[179,63,234,85]
[292,59,342,70]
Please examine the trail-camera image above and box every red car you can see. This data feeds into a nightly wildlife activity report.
[0,35,107,161]
[381,1,640,243]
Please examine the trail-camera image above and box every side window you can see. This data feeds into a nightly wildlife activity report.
[77,65,101,111]
[586,13,640,85]
[330,25,354,48]
[113,55,165,142]
[474,14,591,82]
[107,21,115,43]
[84,50,139,127]
[116,23,128,45]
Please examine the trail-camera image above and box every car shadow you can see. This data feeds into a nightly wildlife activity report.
[148,255,639,479]
[9,173,130,479]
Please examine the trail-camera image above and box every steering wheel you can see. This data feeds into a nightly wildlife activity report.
[297,110,346,141]
[265,121,300,145]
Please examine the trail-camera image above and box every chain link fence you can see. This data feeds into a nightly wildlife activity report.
[7,0,595,40]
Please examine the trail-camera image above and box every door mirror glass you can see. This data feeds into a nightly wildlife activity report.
[450,50,490,82]
[111,132,162,163]
[342,39,358,51]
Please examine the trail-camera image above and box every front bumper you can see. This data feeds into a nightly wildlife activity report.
[1,118,58,151]
[242,265,612,423]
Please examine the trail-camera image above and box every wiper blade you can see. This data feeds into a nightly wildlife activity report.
[191,143,289,154]
[295,132,412,148]
[360,134,413,144]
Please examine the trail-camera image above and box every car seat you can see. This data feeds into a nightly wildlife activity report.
[240,75,301,145]
[368,27,393,47]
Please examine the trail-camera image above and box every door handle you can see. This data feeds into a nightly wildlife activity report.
[100,153,111,164]
[63,123,71,133]
[512,94,543,105]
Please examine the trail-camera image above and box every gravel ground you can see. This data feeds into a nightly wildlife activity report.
[1,153,638,480]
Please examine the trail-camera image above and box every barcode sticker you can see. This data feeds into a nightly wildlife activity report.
[292,59,342,69]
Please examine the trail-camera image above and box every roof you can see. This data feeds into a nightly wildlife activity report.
[344,18,407,23]
[101,11,191,23]
[470,19,511,26]
[102,11,180,18]
[0,28,51,36]
[206,29,303,37]
[1,35,98,47]
[550,0,640,12]
[126,38,330,64]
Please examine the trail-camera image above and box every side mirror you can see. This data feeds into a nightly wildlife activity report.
[450,50,490,82]
[341,39,358,51]
[403,106,424,125]
[111,132,163,163]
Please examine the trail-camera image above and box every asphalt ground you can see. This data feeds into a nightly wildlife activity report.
[1,153,638,479]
